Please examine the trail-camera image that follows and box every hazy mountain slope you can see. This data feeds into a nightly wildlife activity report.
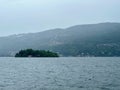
[0,22,120,56]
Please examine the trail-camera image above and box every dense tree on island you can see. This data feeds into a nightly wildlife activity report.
[15,49,59,57]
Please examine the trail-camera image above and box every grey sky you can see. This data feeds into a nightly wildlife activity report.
[0,0,120,36]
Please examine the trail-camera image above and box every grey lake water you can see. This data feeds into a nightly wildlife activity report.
[0,57,120,90]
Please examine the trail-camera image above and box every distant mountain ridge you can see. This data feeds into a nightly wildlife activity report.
[0,22,120,56]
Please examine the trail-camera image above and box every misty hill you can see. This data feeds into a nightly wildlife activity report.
[0,22,120,57]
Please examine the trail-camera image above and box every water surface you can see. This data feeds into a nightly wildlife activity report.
[0,57,120,90]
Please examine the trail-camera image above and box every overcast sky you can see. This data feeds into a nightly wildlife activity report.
[0,0,120,36]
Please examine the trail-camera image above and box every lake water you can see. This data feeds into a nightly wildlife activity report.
[0,57,120,90]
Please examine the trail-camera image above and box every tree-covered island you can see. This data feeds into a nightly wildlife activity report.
[15,49,59,57]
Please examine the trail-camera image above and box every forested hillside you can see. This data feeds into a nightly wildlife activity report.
[0,22,120,56]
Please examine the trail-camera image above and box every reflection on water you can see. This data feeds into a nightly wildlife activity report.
[0,57,120,90]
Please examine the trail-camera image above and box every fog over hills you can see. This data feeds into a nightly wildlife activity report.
[0,22,120,56]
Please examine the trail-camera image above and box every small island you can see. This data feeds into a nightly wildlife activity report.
[15,49,59,57]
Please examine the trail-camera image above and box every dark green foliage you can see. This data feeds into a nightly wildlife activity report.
[15,49,59,57]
